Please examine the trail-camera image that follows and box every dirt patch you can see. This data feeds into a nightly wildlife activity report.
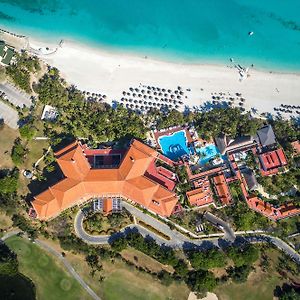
[121,248,174,274]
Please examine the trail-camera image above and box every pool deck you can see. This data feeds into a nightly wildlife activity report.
[154,126,193,146]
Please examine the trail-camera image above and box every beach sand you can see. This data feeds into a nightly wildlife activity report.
[31,39,300,116]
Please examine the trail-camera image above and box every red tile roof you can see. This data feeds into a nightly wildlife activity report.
[259,148,288,175]
[213,173,232,205]
[186,177,213,207]
[32,140,178,220]
[247,196,300,221]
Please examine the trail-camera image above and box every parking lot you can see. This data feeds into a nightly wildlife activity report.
[0,82,32,108]
[0,101,18,129]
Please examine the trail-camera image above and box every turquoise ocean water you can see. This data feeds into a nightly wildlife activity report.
[0,0,300,71]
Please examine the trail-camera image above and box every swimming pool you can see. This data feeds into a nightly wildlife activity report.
[196,144,223,166]
[158,130,192,161]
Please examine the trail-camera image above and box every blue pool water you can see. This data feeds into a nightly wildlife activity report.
[197,144,222,166]
[158,130,191,161]
[0,0,300,70]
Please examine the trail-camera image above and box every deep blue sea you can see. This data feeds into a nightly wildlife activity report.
[1,0,300,71]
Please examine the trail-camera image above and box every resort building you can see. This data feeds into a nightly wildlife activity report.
[32,139,179,220]
[93,197,122,216]
[215,134,256,155]
[0,40,14,65]
[186,176,213,207]
[212,173,232,205]
[41,105,58,121]
[256,125,276,148]
[247,196,300,221]
[259,148,288,176]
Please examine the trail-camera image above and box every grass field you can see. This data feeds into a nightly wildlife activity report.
[0,210,13,232]
[5,236,92,300]
[215,270,282,300]
[121,247,174,273]
[24,139,49,170]
[0,125,19,169]
[60,244,189,300]
[101,260,189,300]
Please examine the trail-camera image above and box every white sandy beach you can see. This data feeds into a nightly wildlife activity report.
[32,39,300,116]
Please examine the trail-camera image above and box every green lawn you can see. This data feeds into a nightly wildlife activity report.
[101,266,188,300]
[0,125,19,169]
[215,273,281,300]
[5,236,92,300]
[65,250,189,300]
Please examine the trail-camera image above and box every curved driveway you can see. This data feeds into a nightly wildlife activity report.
[75,203,300,264]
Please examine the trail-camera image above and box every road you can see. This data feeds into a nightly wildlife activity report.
[75,203,300,264]
[203,212,236,242]
[1,231,101,300]
[0,100,18,129]
[0,82,31,108]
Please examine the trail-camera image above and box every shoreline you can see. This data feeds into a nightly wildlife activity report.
[1,29,300,117]
[23,35,300,76]
[2,25,300,75]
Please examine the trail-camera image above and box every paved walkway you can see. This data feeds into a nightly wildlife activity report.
[1,231,101,300]
[203,212,236,242]
[75,203,300,264]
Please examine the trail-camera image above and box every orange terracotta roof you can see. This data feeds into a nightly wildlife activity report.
[213,173,232,205]
[103,198,113,215]
[186,186,213,207]
[32,139,178,220]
